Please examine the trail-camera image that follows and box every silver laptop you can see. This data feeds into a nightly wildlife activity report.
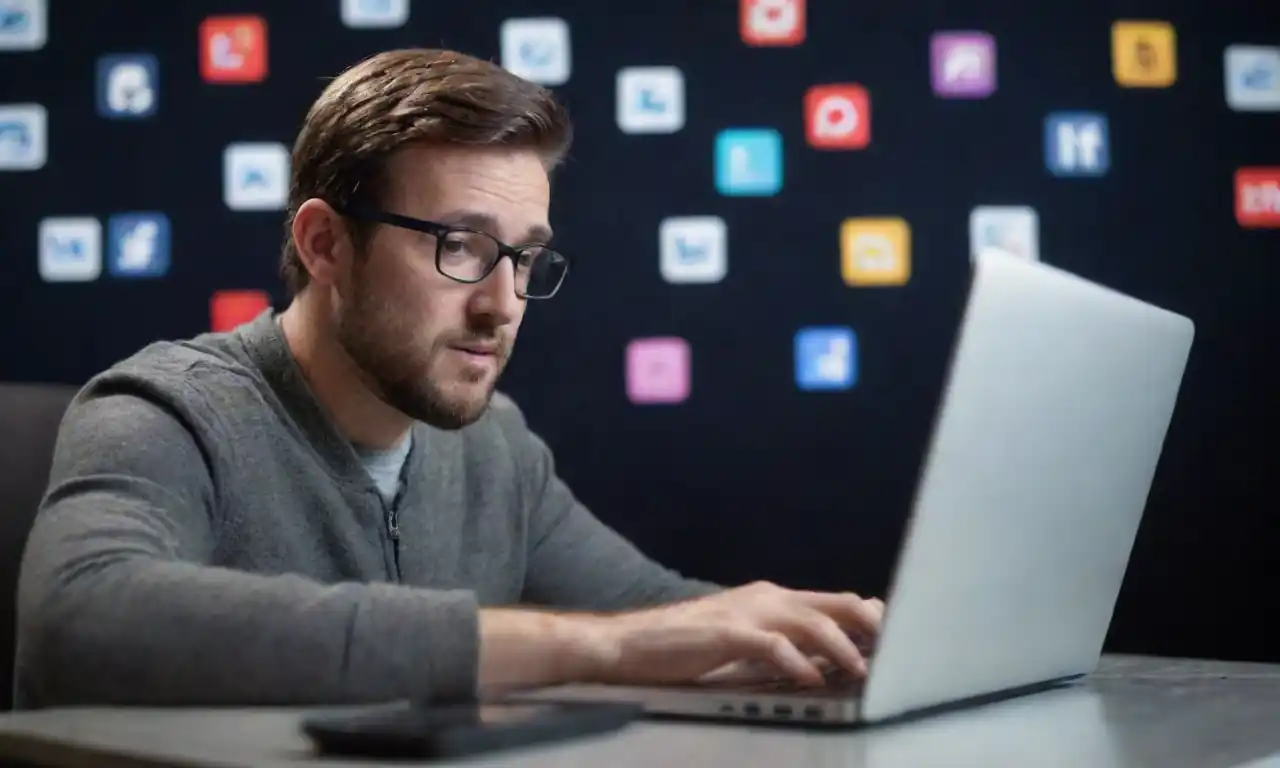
[515,249,1195,725]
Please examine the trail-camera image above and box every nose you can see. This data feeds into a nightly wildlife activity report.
[467,257,522,326]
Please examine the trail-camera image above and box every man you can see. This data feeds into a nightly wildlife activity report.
[14,49,882,709]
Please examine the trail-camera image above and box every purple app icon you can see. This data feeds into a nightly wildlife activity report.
[931,32,996,98]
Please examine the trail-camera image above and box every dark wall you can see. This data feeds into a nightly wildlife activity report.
[0,1,1276,662]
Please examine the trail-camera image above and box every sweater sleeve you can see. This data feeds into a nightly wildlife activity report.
[490,397,722,611]
[15,389,478,709]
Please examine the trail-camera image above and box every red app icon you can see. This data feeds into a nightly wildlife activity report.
[1235,167,1280,228]
[200,15,267,84]
[805,84,870,150]
[740,0,805,47]
[211,290,271,332]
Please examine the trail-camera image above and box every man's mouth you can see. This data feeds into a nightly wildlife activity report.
[448,341,500,361]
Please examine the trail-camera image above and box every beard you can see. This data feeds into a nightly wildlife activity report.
[334,265,510,430]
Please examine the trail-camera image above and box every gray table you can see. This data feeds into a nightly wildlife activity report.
[0,655,1276,768]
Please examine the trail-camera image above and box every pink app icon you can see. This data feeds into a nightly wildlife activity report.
[626,337,691,404]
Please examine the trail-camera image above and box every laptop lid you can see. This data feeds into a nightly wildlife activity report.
[860,250,1195,722]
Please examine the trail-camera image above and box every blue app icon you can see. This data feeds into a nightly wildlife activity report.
[715,128,783,196]
[1044,112,1109,177]
[108,212,170,278]
[795,326,857,391]
[96,54,159,120]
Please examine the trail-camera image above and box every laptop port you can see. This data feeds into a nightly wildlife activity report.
[743,703,761,716]
[803,705,824,719]
[772,704,793,717]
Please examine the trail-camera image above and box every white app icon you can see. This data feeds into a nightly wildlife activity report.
[746,0,799,39]
[0,103,46,171]
[616,67,685,134]
[816,336,851,382]
[39,217,102,283]
[850,233,897,273]
[500,17,571,85]
[341,0,409,29]
[812,95,859,138]
[659,216,727,284]
[943,44,985,82]
[106,63,155,115]
[969,206,1039,262]
[118,221,159,269]
[0,0,46,50]
[1225,45,1280,112]
[223,142,289,211]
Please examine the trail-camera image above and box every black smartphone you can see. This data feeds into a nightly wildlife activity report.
[301,699,643,760]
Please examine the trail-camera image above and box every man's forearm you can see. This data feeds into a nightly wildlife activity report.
[476,607,618,691]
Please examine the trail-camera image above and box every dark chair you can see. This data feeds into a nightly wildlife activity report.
[0,383,78,711]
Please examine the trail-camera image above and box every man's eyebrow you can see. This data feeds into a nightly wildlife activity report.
[435,209,553,244]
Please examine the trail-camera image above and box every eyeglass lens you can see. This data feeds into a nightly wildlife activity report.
[438,230,566,297]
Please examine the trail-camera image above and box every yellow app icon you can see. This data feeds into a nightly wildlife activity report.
[1112,21,1176,87]
[841,217,910,286]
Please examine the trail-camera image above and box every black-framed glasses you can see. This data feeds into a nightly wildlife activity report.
[340,205,569,300]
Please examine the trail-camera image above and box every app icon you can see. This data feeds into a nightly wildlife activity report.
[795,326,857,391]
[341,0,409,28]
[1225,45,1280,112]
[0,103,46,171]
[96,54,159,120]
[1044,112,1110,177]
[38,217,102,283]
[0,0,45,50]
[805,84,869,149]
[970,206,1039,262]
[211,290,272,332]
[931,31,996,98]
[840,217,910,286]
[659,216,727,284]
[740,0,804,47]
[616,67,685,134]
[223,142,289,211]
[108,212,170,278]
[626,337,690,405]
[1235,167,1280,228]
[199,15,267,84]
[500,17,570,85]
[714,128,782,196]
[1111,21,1176,88]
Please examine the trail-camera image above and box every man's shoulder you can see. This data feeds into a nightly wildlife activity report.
[82,327,264,410]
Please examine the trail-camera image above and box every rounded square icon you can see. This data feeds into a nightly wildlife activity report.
[96,54,159,120]
[794,326,857,391]
[714,128,783,196]
[1235,167,1280,228]
[1044,112,1110,177]
[931,31,996,98]
[200,15,268,83]
[223,142,289,211]
[500,17,571,86]
[1225,45,1280,112]
[211,289,272,332]
[660,216,727,284]
[38,217,102,283]
[840,217,910,287]
[969,206,1039,262]
[341,0,409,28]
[805,84,869,149]
[0,103,47,171]
[626,337,690,405]
[740,0,804,47]
[0,0,46,50]
[108,212,171,278]
[1111,21,1176,88]
[617,67,685,134]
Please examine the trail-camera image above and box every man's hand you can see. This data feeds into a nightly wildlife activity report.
[586,581,884,688]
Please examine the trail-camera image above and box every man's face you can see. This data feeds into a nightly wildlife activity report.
[334,145,552,430]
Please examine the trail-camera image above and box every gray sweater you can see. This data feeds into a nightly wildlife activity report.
[14,311,718,709]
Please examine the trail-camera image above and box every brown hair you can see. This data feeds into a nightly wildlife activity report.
[280,48,573,294]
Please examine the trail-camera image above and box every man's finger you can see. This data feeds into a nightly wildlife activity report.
[787,610,867,677]
[794,591,883,634]
[722,626,824,686]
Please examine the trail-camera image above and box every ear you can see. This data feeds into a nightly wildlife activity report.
[291,199,353,289]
